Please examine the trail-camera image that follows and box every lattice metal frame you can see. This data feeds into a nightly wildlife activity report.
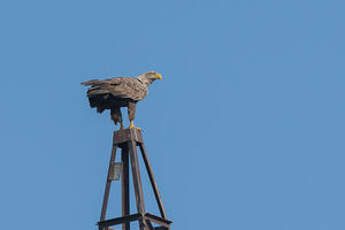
[98,128,172,230]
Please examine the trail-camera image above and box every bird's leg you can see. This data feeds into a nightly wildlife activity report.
[111,107,124,130]
[129,120,135,129]
[128,102,140,129]
[129,120,141,130]
[119,119,125,130]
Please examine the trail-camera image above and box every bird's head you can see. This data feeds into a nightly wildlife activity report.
[137,71,163,86]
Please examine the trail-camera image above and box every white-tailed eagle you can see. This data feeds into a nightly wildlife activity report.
[81,71,162,129]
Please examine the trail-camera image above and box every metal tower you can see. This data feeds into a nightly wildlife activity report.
[98,128,172,230]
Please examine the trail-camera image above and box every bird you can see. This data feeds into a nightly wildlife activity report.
[81,71,162,129]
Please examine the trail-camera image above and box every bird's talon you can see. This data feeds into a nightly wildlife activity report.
[129,122,141,130]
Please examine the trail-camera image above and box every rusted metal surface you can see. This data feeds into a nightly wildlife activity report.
[146,219,154,230]
[139,143,167,219]
[145,213,172,227]
[98,213,142,228]
[97,213,172,230]
[121,147,130,230]
[98,128,172,230]
[100,142,117,221]
[153,227,169,230]
[128,139,146,214]
[114,128,143,145]
[109,162,122,181]
[128,139,147,230]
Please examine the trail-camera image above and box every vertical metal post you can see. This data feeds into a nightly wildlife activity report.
[128,140,147,230]
[121,146,130,230]
[100,141,118,221]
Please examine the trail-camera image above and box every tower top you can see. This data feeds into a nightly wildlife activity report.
[113,128,143,146]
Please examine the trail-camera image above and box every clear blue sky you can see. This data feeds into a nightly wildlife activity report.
[0,1,344,230]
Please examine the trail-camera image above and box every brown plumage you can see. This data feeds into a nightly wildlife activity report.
[81,71,162,129]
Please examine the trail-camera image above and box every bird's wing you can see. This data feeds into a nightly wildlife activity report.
[107,78,148,101]
[82,77,147,101]
[81,77,122,86]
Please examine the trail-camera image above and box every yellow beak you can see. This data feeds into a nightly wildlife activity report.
[155,73,163,80]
